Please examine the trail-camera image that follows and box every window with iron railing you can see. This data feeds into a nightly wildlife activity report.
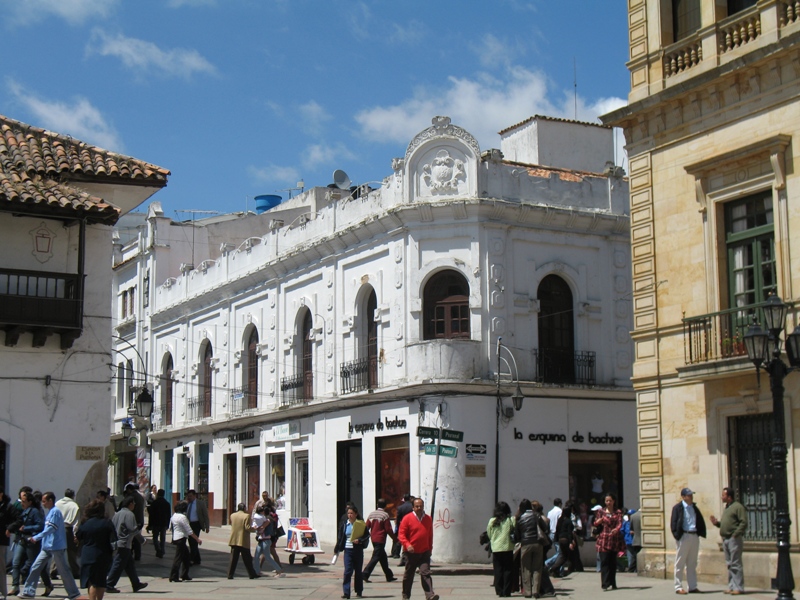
[280,373,309,407]
[728,412,776,540]
[533,349,596,386]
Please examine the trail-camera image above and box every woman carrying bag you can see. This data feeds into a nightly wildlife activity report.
[487,501,516,598]
[595,493,626,591]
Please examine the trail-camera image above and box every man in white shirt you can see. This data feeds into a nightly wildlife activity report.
[52,489,80,579]
[544,498,563,570]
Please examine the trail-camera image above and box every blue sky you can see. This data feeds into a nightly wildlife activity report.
[0,0,629,218]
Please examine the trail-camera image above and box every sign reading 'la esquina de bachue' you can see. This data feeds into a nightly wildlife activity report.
[514,429,624,445]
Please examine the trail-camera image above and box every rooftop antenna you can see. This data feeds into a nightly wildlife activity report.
[573,57,578,120]
[279,179,305,199]
[174,209,219,268]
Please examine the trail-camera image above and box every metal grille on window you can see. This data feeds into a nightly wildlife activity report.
[728,412,776,541]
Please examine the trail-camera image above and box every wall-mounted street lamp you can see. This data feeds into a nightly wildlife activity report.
[496,337,525,505]
[743,293,800,600]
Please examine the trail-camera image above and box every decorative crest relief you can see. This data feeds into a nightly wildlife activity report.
[405,116,480,162]
[422,149,465,194]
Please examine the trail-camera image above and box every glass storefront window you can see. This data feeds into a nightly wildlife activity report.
[376,434,410,518]
[269,453,286,509]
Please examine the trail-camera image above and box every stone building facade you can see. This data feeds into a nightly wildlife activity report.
[603,0,800,588]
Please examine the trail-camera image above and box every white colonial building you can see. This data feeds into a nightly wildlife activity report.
[0,114,168,501]
[112,115,636,562]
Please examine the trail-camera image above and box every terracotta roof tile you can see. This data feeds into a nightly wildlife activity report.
[0,114,169,225]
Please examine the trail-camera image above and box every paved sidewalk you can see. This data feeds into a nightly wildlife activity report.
[40,527,778,599]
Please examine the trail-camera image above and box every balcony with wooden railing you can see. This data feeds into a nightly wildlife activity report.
[0,267,83,347]
[682,301,799,365]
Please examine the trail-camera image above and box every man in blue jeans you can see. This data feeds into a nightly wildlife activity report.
[19,491,81,599]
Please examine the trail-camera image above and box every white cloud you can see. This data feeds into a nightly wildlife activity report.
[297,101,331,135]
[87,30,216,79]
[302,143,356,170]
[389,21,424,45]
[5,0,117,25]
[355,65,555,150]
[167,0,215,6]
[355,63,627,159]
[247,164,300,185]
[473,34,524,69]
[8,80,123,151]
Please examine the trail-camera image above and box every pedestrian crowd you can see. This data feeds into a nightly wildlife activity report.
[0,481,749,600]
[0,482,217,600]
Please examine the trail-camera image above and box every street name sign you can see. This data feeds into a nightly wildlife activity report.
[424,444,458,458]
[416,426,464,442]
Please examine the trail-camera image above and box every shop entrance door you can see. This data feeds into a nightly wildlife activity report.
[224,453,237,525]
[568,450,624,508]
[293,452,309,517]
[245,456,260,513]
[178,453,190,499]
[337,440,362,517]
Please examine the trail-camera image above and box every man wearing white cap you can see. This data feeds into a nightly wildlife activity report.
[670,487,707,595]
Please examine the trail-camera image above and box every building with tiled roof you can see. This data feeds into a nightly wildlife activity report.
[0,113,168,501]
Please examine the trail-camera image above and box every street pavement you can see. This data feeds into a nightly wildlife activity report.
[43,527,779,599]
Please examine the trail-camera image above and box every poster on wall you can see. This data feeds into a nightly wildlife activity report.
[136,446,150,493]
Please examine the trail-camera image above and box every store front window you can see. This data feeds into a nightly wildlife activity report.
[197,443,209,502]
[293,452,309,517]
[245,456,260,513]
[375,435,410,518]
[568,450,623,509]
[269,453,286,509]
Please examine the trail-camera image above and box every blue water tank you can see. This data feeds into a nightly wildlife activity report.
[254,194,282,214]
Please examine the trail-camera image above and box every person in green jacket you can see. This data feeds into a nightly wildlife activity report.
[709,487,747,595]
[487,502,516,598]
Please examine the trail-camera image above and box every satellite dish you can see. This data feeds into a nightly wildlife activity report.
[332,169,351,190]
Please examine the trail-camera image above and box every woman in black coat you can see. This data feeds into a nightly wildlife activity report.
[76,499,117,600]
[0,489,19,600]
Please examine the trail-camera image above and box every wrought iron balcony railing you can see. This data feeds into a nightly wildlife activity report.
[340,357,378,395]
[533,348,596,386]
[185,395,212,422]
[280,372,311,408]
[229,388,257,415]
[683,301,799,365]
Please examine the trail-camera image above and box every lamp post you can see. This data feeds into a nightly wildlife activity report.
[743,294,800,600]
[495,337,525,506]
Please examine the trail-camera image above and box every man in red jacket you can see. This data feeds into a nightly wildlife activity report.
[397,498,438,600]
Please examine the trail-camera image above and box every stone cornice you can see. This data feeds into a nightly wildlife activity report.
[603,29,800,153]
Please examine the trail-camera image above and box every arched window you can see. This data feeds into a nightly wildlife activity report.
[161,354,174,427]
[537,275,575,383]
[246,328,259,410]
[301,310,313,400]
[126,359,135,409]
[365,289,378,389]
[116,363,125,409]
[423,270,470,340]
[201,342,213,418]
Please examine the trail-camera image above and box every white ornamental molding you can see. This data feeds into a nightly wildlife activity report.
[422,149,466,194]
[405,116,480,162]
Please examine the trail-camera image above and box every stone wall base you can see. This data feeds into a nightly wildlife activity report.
[636,546,800,590]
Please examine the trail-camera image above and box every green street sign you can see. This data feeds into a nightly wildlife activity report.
[417,426,464,442]
[424,444,458,458]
